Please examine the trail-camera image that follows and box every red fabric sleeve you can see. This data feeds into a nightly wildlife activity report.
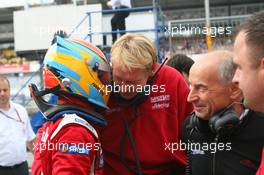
[51,124,100,175]
[32,127,44,175]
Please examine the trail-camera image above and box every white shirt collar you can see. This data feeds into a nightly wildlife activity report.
[0,101,15,113]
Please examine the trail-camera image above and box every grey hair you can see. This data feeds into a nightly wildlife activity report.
[218,58,237,85]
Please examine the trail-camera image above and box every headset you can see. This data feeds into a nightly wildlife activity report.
[189,104,241,136]
[186,104,242,175]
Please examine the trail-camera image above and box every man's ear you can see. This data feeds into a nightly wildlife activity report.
[229,82,243,100]
[259,57,264,85]
[260,57,264,69]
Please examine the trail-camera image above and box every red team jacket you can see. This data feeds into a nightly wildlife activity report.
[99,64,194,175]
[32,113,103,175]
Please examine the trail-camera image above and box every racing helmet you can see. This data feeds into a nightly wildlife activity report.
[41,36,110,109]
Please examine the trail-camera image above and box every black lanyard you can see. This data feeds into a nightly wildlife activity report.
[120,106,143,175]
[0,108,24,124]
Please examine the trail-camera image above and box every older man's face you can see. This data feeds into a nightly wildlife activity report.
[187,64,232,120]
[232,31,264,112]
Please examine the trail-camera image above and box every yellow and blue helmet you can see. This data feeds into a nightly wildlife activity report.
[42,36,110,109]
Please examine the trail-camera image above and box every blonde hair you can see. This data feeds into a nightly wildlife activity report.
[110,33,157,73]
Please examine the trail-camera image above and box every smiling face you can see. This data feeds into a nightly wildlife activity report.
[187,52,236,120]
[188,67,232,119]
[232,31,264,112]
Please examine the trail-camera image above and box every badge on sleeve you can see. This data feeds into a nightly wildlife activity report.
[60,144,90,155]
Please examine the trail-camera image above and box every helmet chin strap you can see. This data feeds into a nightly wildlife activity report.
[29,83,61,113]
[29,84,107,126]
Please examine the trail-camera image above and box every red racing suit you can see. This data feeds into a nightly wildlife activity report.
[256,149,264,175]
[98,64,194,175]
[32,113,103,175]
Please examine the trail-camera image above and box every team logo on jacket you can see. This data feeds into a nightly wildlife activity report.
[150,95,170,109]
[60,144,90,155]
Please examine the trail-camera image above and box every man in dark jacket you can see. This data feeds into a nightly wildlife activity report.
[184,50,264,175]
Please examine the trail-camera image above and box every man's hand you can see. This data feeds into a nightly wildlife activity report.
[27,138,36,153]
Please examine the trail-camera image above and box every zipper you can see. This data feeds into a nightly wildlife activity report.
[212,135,219,175]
